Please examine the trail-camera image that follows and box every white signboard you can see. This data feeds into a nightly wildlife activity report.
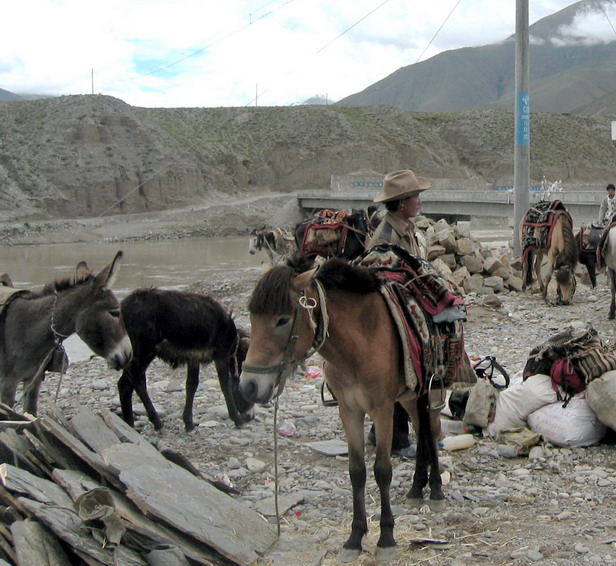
[612,121,616,141]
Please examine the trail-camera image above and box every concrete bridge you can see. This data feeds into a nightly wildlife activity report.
[297,189,603,228]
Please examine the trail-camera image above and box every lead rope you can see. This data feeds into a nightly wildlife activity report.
[50,290,70,402]
[273,398,281,536]
[271,282,329,536]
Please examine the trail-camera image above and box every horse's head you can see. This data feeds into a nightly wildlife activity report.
[73,251,133,369]
[554,257,576,305]
[248,229,262,254]
[240,257,318,404]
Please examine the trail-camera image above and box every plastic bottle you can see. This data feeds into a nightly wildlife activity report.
[439,433,476,451]
[440,418,466,434]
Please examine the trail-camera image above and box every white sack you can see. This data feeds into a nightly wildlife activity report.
[586,370,616,430]
[527,394,606,447]
[486,374,557,438]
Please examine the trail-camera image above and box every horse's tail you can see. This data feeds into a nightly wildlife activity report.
[523,248,534,286]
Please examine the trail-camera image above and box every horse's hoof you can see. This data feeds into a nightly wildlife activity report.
[610,314,615,320]
[429,498,446,512]
[339,548,361,563]
[406,497,424,509]
[375,545,397,562]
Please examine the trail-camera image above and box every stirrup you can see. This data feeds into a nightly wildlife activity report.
[320,380,338,407]
[427,374,445,413]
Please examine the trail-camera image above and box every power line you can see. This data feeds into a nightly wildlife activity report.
[415,0,463,64]
[133,0,297,81]
[315,0,394,55]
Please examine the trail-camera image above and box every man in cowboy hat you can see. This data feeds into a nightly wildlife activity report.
[367,169,430,256]
[366,169,432,456]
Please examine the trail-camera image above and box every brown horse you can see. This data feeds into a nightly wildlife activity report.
[0,251,132,415]
[239,254,446,562]
[520,202,578,304]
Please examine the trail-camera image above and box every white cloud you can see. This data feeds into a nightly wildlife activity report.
[1,0,611,107]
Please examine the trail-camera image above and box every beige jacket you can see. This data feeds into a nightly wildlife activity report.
[366,212,423,256]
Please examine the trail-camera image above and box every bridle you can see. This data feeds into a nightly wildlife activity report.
[242,280,329,399]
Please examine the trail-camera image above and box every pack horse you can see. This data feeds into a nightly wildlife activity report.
[520,200,578,304]
[248,227,297,265]
[240,249,466,561]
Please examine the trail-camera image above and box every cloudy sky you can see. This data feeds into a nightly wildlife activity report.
[2,0,615,108]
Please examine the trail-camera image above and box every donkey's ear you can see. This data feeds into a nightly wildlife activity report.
[76,261,91,281]
[94,251,124,289]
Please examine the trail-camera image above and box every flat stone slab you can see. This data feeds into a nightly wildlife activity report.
[304,439,348,456]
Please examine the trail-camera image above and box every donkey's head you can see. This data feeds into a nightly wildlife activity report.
[73,251,132,369]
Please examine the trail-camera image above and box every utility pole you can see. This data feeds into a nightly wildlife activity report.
[513,0,530,257]
[91,68,94,95]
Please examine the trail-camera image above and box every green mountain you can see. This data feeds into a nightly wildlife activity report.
[338,0,616,114]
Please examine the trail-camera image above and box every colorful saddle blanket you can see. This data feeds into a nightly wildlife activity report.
[578,225,602,253]
[521,200,570,261]
[300,209,350,258]
[354,244,466,392]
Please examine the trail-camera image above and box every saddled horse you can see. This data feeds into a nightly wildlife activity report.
[520,200,577,304]
[118,288,254,431]
[597,220,616,318]
[0,251,132,415]
[294,209,372,261]
[248,227,297,265]
[575,224,603,288]
[240,251,466,561]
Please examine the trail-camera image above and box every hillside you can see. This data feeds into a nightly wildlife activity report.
[0,95,615,221]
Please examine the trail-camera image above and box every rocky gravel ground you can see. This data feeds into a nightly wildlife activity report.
[27,266,616,566]
[4,202,616,566]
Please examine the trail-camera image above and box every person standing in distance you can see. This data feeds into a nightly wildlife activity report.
[597,183,616,227]
[365,169,432,456]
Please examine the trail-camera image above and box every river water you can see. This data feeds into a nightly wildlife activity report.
[1,237,261,297]
[2,237,264,361]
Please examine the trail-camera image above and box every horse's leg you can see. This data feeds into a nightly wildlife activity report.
[371,405,396,555]
[0,378,19,408]
[337,404,369,561]
[405,394,444,509]
[403,397,428,504]
[183,360,200,432]
[585,254,597,288]
[119,353,162,430]
[214,357,243,427]
[609,268,616,319]
[22,372,45,416]
[537,250,550,299]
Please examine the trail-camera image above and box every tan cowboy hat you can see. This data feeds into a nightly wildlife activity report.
[373,169,431,203]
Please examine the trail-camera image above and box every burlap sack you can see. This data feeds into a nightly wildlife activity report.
[585,370,616,430]
[462,379,498,429]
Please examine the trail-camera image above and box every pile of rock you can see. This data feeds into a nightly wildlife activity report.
[416,217,523,295]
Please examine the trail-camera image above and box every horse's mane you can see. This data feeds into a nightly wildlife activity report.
[315,257,381,294]
[558,215,578,268]
[249,253,382,316]
[40,273,95,296]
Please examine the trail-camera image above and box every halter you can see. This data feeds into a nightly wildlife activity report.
[242,280,329,399]
[24,289,69,402]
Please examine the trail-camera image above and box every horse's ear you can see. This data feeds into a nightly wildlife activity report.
[292,268,318,292]
[76,261,91,281]
[94,250,124,289]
